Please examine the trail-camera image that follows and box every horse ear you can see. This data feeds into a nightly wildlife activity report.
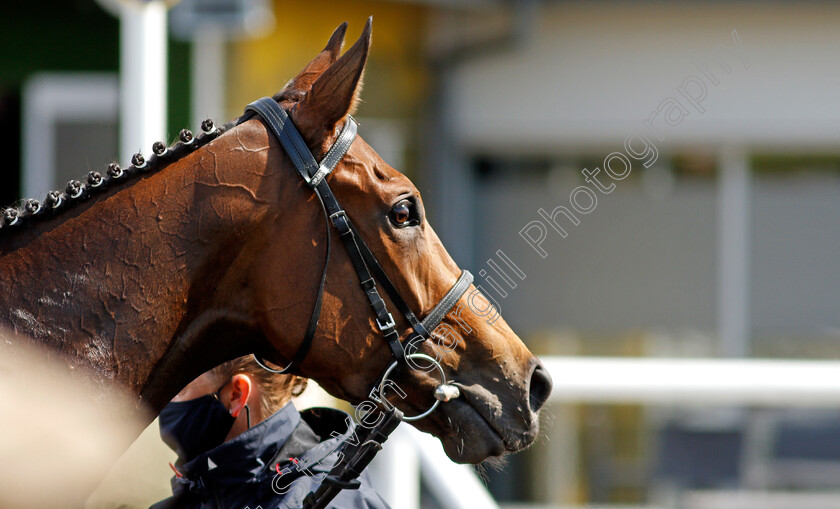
[281,22,348,96]
[293,17,371,143]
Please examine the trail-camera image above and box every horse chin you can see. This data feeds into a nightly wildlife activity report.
[429,385,540,464]
[437,398,507,464]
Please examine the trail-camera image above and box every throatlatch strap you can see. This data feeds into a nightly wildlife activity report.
[245,98,355,374]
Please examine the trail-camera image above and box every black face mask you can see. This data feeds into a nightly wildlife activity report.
[159,386,236,464]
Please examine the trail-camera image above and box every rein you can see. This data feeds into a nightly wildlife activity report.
[240,98,473,507]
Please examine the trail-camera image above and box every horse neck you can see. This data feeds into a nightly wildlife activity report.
[0,121,290,412]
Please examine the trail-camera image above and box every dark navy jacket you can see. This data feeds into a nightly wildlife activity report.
[150,404,390,509]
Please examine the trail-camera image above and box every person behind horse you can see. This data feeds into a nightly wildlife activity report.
[151,355,390,509]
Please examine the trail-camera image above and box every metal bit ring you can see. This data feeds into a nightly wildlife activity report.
[376,353,459,422]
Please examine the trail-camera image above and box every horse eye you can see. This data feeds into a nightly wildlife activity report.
[389,199,417,227]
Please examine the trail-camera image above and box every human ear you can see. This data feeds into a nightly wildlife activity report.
[228,374,252,418]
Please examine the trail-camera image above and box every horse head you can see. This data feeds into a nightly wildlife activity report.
[239,19,552,464]
[0,18,550,467]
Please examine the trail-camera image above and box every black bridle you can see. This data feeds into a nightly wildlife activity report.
[239,98,473,507]
[240,97,472,384]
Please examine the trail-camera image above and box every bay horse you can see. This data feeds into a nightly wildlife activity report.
[0,19,551,475]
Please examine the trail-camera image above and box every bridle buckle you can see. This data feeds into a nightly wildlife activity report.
[329,210,350,231]
[376,312,396,331]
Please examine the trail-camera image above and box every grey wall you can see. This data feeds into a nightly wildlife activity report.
[473,167,716,335]
[472,166,840,346]
[752,175,840,336]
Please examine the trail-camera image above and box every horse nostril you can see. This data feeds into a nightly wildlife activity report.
[528,363,553,413]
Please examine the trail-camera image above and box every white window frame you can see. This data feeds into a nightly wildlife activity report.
[21,73,119,199]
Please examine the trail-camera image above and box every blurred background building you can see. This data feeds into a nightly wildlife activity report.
[3,1,840,508]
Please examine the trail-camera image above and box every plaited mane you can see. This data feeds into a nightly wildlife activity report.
[0,119,230,236]
[0,83,315,238]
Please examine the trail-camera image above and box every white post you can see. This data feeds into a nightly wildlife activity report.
[368,426,420,509]
[408,426,500,509]
[191,26,226,130]
[119,0,167,166]
[717,147,751,358]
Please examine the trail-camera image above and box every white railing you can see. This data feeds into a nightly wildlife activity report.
[541,356,840,406]
[370,424,500,509]
[371,356,840,509]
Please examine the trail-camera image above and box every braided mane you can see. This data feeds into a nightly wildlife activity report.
[0,119,237,237]
[0,85,311,238]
